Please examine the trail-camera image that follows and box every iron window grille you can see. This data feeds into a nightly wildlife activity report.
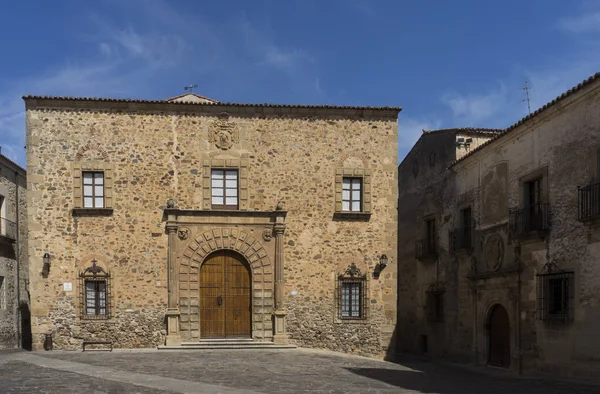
[578,182,600,220]
[342,177,362,212]
[426,282,445,322]
[336,263,368,320]
[82,172,105,208]
[79,260,111,320]
[536,263,574,323]
[211,169,239,210]
[510,203,550,236]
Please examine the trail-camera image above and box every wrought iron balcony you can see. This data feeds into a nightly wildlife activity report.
[449,226,473,253]
[415,238,437,261]
[510,203,550,237]
[578,182,600,221]
[0,217,17,243]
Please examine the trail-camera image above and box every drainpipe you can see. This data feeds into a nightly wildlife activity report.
[14,169,20,349]
[516,243,523,375]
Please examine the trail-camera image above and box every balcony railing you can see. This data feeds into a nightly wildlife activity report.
[578,182,600,221]
[449,227,473,253]
[415,238,437,260]
[510,203,550,237]
[0,217,17,241]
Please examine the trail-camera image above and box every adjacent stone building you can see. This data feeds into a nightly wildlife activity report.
[398,72,600,380]
[24,93,399,357]
[0,151,29,349]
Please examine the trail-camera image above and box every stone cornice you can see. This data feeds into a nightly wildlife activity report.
[163,208,287,219]
[23,95,401,120]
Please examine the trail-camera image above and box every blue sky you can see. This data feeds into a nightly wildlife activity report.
[1,0,599,167]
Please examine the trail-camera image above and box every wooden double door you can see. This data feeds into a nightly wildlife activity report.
[199,250,252,338]
[488,304,510,368]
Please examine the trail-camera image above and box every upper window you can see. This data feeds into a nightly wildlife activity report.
[342,177,362,212]
[80,260,111,320]
[83,172,104,208]
[211,169,238,210]
[0,275,5,310]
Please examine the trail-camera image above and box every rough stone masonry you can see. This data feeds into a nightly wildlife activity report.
[24,93,400,358]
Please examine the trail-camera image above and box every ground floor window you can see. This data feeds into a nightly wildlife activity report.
[536,266,574,322]
[79,260,111,319]
[336,263,367,320]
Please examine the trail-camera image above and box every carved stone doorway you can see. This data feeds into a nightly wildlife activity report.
[199,250,252,338]
[488,304,510,368]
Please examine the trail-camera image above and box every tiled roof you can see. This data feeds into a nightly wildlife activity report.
[0,152,26,174]
[422,127,504,135]
[450,71,600,167]
[22,95,402,112]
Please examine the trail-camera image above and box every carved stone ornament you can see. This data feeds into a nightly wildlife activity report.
[339,262,364,279]
[262,228,273,242]
[178,227,190,240]
[209,112,239,150]
[166,199,175,209]
[484,233,504,271]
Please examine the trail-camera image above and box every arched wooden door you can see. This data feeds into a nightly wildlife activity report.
[199,250,251,338]
[488,304,510,368]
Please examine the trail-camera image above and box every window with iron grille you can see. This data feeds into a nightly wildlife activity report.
[211,169,238,210]
[79,260,111,319]
[342,177,362,212]
[82,172,105,208]
[336,263,368,320]
[536,268,574,323]
[426,283,445,322]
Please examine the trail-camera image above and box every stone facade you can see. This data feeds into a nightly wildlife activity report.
[0,153,28,349]
[25,94,399,358]
[398,72,600,380]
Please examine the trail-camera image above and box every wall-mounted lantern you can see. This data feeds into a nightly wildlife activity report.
[42,253,51,278]
[379,254,388,270]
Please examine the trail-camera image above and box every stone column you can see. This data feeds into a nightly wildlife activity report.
[273,212,289,345]
[165,212,181,346]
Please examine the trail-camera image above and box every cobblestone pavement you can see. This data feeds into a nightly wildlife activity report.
[0,348,598,394]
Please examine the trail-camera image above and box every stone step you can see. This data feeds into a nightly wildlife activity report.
[158,343,296,350]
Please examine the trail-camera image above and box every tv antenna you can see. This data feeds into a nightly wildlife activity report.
[184,84,198,93]
[521,80,532,115]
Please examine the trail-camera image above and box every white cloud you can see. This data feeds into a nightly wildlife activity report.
[559,11,600,33]
[440,83,509,125]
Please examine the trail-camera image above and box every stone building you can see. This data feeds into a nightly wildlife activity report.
[398,72,600,380]
[24,93,399,357]
[0,151,29,349]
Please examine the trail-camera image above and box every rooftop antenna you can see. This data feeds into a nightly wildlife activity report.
[184,84,198,93]
[521,80,532,115]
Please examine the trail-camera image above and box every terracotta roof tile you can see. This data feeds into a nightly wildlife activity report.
[422,127,504,135]
[22,95,402,112]
[0,152,26,174]
[449,71,600,168]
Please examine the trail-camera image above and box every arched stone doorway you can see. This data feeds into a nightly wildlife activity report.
[199,250,252,338]
[488,304,510,368]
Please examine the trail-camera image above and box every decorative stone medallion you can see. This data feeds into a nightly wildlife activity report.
[209,112,239,150]
[178,227,190,240]
[262,228,273,242]
[484,234,504,271]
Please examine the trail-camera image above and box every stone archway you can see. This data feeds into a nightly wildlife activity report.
[178,228,273,341]
[488,304,510,368]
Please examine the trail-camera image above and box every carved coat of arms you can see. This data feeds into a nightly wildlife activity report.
[209,113,239,150]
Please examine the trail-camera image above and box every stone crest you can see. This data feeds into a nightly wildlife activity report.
[209,112,239,150]
[484,234,504,271]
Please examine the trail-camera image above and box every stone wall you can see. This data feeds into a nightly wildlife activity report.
[398,75,600,381]
[25,98,398,357]
[0,155,28,349]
